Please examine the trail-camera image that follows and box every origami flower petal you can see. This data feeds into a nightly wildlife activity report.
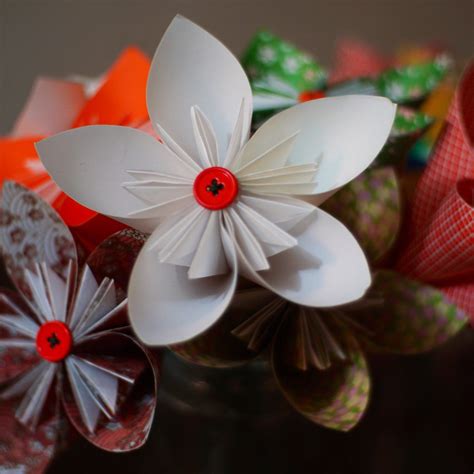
[147,15,252,161]
[237,209,371,307]
[170,288,272,367]
[353,271,467,353]
[272,316,370,431]
[238,96,396,202]
[73,47,150,128]
[128,224,238,345]
[398,180,474,283]
[0,289,40,384]
[86,228,147,300]
[0,399,61,473]
[321,167,401,263]
[36,126,190,232]
[0,181,77,300]
[11,78,86,137]
[62,332,158,452]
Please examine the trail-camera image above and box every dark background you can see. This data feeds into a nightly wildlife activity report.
[1,1,473,473]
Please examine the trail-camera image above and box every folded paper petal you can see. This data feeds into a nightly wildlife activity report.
[242,30,327,96]
[353,271,467,354]
[376,57,452,103]
[36,126,180,232]
[73,47,150,128]
[0,137,57,202]
[62,332,158,452]
[374,107,433,168]
[441,280,474,324]
[0,181,77,300]
[147,15,252,160]
[11,78,86,137]
[128,224,238,345]
[0,399,61,473]
[330,38,390,83]
[239,96,396,200]
[86,228,147,299]
[407,61,474,233]
[272,316,370,431]
[239,209,371,308]
[0,289,40,384]
[397,180,474,283]
[322,167,401,263]
[170,287,272,367]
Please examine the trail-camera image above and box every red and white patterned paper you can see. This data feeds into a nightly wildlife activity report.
[397,61,474,321]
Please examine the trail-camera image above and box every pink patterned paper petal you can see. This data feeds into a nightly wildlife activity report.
[397,180,474,282]
[62,332,158,452]
[170,287,269,368]
[0,289,40,384]
[0,398,62,474]
[86,228,147,300]
[0,181,77,300]
[321,166,401,263]
[353,271,467,353]
[272,317,370,432]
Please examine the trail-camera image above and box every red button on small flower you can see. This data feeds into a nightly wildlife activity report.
[298,90,326,103]
[193,167,239,210]
[36,321,73,363]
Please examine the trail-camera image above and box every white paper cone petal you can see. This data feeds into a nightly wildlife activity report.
[147,15,252,160]
[128,228,238,345]
[242,209,371,307]
[241,96,396,196]
[36,125,195,221]
[239,193,315,230]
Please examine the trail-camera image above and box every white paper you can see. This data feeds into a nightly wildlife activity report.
[36,16,394,346]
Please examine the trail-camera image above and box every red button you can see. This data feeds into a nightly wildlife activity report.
[193,167,239,210]
[36,321,73,363]
[298,90,325,103]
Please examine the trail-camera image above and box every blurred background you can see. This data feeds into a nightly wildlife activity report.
[0,0,473,133]
[0,1,473,473]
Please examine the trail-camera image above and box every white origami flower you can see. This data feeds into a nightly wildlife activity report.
[36,16,396,345]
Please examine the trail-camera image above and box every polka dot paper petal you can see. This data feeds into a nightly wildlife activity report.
[321,166,401,263]
[354,271,468,354]
[272,317,370,432]
[376,56,452,103]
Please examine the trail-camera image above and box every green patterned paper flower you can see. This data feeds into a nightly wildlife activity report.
[376,55,452,103]
[321,167,401,263]
[242,30,327,94]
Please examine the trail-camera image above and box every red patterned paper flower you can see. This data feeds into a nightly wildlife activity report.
[396,60,474,322]
[0,182,159,473]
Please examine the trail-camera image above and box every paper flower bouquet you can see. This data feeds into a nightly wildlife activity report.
[0,14,471,472]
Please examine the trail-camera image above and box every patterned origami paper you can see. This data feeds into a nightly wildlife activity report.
[241,31,447,170]
[171,161,467,431]
[36,16,396,346]
[0,47,151,252]
[0,182,158,473]
[396,60,474,322]
[330,38,391,84]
